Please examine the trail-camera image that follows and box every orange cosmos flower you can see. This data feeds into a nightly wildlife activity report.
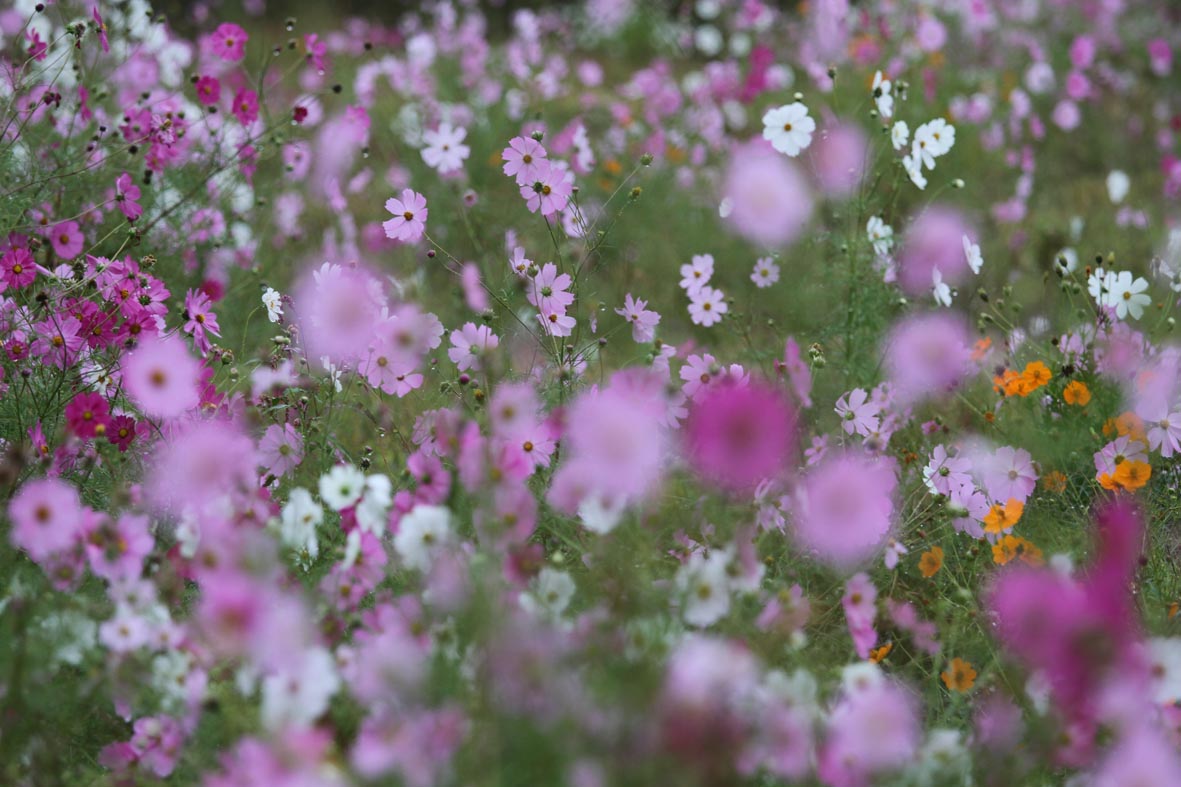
[870,642,894,663]
[983,498,1024,535]
[1020,361,1052,393]
[992,535,1044,566]
[1063,380,1091,406]
[1042,471,1067,494]
[919,546,944,578]
[1115,411,1148,443]
[972,337,993,361]
[941,657,977,692]
[1112,460,1151,492]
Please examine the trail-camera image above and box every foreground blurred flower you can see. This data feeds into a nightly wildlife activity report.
[722,141,813,248]
[685,379,796,492]
[791,451,897,570]
[121,334,202,419]
[883,311,973,406]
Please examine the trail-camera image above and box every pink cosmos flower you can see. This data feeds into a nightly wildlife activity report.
[1,247,37,288]
[835,388,880,436]
[722,141,814,248]
[688,286,727,327]
[211,22,249,62]
[923,444,973,496]
[781,337,813,408]
[422,123,470,174]
[231,88,259,125]
[792,451,897,570]
[982,446,1038,504]
[9,478,84,562]
[259,423,304,478]
[304,33,328,72]
[85,512,153,582]
[615,294,661,343]
[147,420,258,514]
[361,341,424,397]
[183,289,221,354]
[883,312,973,405]
[65,392,111,439]
[448,323,499,372]
[32,315,85,368]
[521,159,574,216]
[537,308,576,337]
[293,263,385,367]
[502,136,548,184]
[122,334,202,418]
[818,678,920,785]
[114,173,142,221]
[527,263,574,314]
[383,190,428,243]
[842,572,878,658]
[684,379,796,492]
[93,7,110,52]
[48,221,84,259]
[194,75,221,106]
[897,205,974,295]
[679,254,714,293]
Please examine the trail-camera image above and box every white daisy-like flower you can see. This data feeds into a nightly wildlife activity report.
[688,285,728,327]
[891,120,910,151]
[675,550,732,628]
[318,464,367,511]
[932,269,952,307]
[872,70,894,118]
[867,216,894,256]
[903,150,928,189]
[393,504,452,572]
[962,235,983,274]
[1104,270,1151,320]
[1087,266,1113,302]
[278,487,323,558]
[519,568,576,619]
[1106,170,1130,204]
[913,118,956,167]
[761,102,816,157]
[751,257,780,288]
[1147,637,1181,705]
[262,287,283,322]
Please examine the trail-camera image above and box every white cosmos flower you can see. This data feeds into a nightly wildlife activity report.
[262,287,283,322]
[279,488,322,557]
[914,118,956,164]
[932,269,952,307]
[867,216,894,256]
[519,567,576,619]
[903,150,928,189]
[1148,638,1181,705]
[1087,266,1113,302]
[1106,170,1130,204]
[962,235,983,274]
[761,102,816,157]
[891,120,910,151]
[675,550,732,627]
[872,70,894,118]
[394,504,453,572]
[1104,270,1151,320]
[318,464,366,511]
[260,647,339,731]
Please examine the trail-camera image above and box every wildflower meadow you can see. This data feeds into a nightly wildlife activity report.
[4,0,1181,784]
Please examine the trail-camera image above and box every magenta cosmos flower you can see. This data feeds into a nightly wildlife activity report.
[9,478,84,562]
[211,22,248,62]
[684,379,796,492]
[722,141,813,249]
[382,189,428,243]
[791,451,897,570]
[122,333,202,418]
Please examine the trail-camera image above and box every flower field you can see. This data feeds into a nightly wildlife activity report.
[2,0,1181,784]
